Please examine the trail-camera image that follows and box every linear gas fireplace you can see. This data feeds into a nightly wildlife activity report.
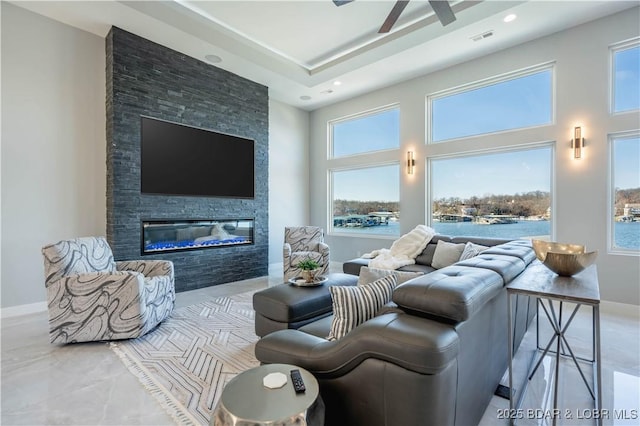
[142,219,254,255]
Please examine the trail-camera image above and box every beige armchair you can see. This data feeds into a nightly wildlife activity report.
[283,226,330,281]
[41,236,175,344]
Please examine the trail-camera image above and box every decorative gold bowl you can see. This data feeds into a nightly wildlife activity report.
[532,240,598,276]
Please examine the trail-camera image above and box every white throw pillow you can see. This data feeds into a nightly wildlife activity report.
[327,275,398,341]
[459,242,489,261]
[357,266,423,286]
[431,240,465,269]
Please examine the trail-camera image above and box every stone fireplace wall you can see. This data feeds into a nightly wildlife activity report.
[106,27,268,292]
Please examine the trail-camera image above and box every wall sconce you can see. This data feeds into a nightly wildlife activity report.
[571,126,584,159]
[407,151,415,174]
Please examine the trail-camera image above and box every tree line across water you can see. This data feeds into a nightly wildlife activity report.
[335,187,640,218]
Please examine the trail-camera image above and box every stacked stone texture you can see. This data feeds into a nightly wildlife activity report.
[106,27,268,292]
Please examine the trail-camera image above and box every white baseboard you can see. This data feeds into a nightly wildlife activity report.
[1,301,47,319]
[600,300,640,319]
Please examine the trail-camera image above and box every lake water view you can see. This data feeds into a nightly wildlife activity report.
[332,220,640,250]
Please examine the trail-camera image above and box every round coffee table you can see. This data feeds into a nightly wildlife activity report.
[211,363,324,426]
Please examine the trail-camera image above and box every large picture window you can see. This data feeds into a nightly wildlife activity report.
[429,146,552,239]
[612,42,640,113]
[331,165,400,236]
[610,133,640,252]
[429,66,553,142]
[331,106,399,158]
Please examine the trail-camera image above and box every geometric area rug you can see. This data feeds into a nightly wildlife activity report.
[110,290,260,425]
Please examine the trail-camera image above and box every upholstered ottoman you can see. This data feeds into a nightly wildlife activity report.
[253,273,358,337]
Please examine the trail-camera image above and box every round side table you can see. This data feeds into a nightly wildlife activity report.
[211,363,324,426]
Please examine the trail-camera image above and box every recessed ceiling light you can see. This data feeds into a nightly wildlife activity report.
[300,95,312,101]
[333,81,342,86]
[204,54,222,64]
[503,14,517,23]
[321,89,334,95]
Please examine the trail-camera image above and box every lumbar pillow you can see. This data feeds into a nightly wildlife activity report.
[459,242,489,261]
[431,240,465,269]
[327,274,398,341]
[357,266,423,286]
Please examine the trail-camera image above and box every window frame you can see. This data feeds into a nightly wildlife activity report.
[608,130,640,256]
[328,103,400,159]
[610,38,640,115]
[328,162,401,239]
[426,142,556,240]
[426,62,556,144]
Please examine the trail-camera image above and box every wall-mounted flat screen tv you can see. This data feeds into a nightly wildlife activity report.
[141,116,255,199]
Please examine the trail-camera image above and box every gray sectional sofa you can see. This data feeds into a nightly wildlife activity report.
[255,235,537,426]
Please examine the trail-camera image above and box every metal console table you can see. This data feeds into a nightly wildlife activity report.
[506,262,602,426]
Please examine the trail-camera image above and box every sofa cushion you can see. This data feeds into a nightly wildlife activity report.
[393,266,504,322]
[357,266,423,286]
[342,257,370,276]
[397,264,436,274]
[481,239,536,264]
[431,240,466,269]
[256,313,460,376]
[450,236,512,246]
[342,235,518,276]
[328,275,398,340]
[455,253,526,283]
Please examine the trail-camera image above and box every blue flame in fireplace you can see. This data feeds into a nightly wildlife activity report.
[145,236,249,252]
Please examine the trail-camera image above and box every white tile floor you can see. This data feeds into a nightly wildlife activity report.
[2,266,638,426]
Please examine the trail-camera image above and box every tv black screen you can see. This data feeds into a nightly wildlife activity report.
[141,117,255,198]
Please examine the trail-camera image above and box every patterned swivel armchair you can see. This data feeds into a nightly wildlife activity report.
[283,226,330,281]
[42,236,175,344]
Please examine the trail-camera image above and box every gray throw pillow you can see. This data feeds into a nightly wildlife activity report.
[459,242,489,261]
[327,274,398,341]
[431,240,465,269]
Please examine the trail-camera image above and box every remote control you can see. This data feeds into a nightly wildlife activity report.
[290,369,306,393]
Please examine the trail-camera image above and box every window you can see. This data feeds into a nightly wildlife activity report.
[610,133,640,252]
[331,107,399,157]
[429,66,553,142]
[429,146,552,239]
[331,165,400,236]
[612,42,640,113]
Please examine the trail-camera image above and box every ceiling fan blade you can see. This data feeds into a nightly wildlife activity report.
[379,0,409,33]
[333,0,354,6]
[429,0,456,26]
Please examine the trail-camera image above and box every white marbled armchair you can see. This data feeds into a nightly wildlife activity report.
[283,226,330,281]
[42,236,175,344]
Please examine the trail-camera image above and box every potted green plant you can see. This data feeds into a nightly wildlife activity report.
[297,258,320,283]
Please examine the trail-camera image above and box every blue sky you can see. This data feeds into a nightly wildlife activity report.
[432,70,552,142]
[432,148,551,200]
[333,165,399,202]
[614,137,640,190]
[615,46,640,112]
[333,108,399,157]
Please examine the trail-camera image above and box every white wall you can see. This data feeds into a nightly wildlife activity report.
[309,8,640,305]
[1,3,106,309]
[268,99,310,267]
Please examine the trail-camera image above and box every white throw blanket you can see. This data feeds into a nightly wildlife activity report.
[363,225,436,270]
